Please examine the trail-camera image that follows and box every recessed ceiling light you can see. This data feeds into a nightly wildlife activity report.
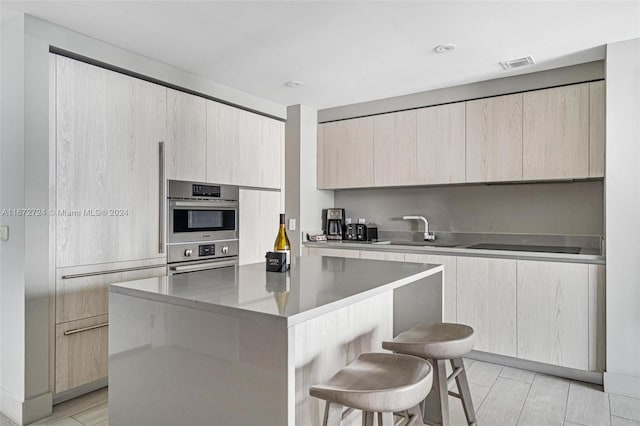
[500,56,535,70]
[434,44,456,54]
[285,80,304,88]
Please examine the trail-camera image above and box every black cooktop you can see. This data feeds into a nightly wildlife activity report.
[467,243,581,254]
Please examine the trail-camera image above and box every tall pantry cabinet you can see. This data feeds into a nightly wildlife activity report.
[54,56,168,394]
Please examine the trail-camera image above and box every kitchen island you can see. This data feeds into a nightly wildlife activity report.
[108,256,443,426]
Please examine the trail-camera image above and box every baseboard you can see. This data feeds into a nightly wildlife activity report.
[468,350,604,384]
[0,388,22,424]
[0,388,52,425]
[52,378,108,405]
[604,371,640,399]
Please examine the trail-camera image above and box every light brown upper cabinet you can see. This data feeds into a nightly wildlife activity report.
[466,93,523,182]
[416,102,466,185]
[523,83,590,180]
[207,100,283,189]
[318,117,374,189]
[589,81,605,177]
[166,89,207,182]
[317,123,327,188]
[373,110,417,186]
[317,81,604,190]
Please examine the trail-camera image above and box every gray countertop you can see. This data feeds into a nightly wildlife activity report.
[110,256,443,327]
[304,237,605,264]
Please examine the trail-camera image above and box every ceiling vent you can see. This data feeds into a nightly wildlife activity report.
[500,56,535,70]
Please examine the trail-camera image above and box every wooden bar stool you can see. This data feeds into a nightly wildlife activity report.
[309,352,433,426]
[383,323,476,426]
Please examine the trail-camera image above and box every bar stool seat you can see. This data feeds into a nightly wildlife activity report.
[383,322,474,360]
[383,323,477,426]
[309,352,432,425]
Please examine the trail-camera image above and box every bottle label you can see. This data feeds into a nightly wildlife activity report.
[274,249,291,268]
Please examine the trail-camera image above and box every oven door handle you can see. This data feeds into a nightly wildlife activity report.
[171,201,238,209]
[169,259,238,273]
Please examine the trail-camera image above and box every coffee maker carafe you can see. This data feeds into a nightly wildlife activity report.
[323,208,345,240]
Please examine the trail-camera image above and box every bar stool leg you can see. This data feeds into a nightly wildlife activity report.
[322,402,343,426]
[377,412,394,426]
[362,411,374,426]
[423,359,450,426]
[451,357,476,425]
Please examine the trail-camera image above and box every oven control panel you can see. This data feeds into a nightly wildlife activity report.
[199,244,215,257]
[168,239,238,263]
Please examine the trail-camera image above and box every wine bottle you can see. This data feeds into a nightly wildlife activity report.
[273,213,291,269]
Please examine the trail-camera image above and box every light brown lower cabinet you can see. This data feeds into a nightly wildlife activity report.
[358,251,405,262]
[305,247,361,259]
[456,256,517,357]
[517,260,590,370]
[55,314,109,394]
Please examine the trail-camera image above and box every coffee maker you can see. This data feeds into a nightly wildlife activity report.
[322,208,345,240]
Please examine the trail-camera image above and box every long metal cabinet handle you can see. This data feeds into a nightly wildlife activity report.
[171,201,239,208]
[169,259,238,273]
[61,264,166,280]
[63,322,109,336]
[159,141,165,254]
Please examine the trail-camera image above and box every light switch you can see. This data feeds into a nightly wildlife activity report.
[0,225,8,241]
[288,218,296,231]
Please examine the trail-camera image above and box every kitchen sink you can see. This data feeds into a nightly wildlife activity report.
[466,243,581,254]
[389,241,460,248]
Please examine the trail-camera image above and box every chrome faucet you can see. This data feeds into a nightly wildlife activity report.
[402,215,436,241]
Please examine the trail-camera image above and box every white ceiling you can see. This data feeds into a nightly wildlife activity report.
[3,1,640,109]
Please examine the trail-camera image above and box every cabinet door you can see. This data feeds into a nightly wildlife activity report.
[317,124,327,189]
[56,56,166,267]
[589,81,605,177]
[206,100,239,185]
[404,253,457,323]
[305,247,360,259]
[523,84,589,180]
[239,189,282,265]
[55,314,109,393]
[55,264,166,324]
[466,93,523,182]
[236,111,283,189]
[457,256,516,356]
[207,101,283,189]
[321,117,374,188]
[359,251,405,262]
[373,110,417,186]
[166,89,206,182]
[516,260,589,370]
[417,103,466,184]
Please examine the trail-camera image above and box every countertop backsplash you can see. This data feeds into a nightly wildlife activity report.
[334,180,604,237]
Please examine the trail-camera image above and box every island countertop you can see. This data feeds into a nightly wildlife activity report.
[110,255,443,327]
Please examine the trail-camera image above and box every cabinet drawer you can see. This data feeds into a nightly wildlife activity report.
[359,251,405,262]
[55,315,109,394]
[56,264,166,323]
[305,248,360,258]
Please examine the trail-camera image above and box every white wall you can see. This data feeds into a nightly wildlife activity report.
[0,11,27,424]
[604,38,640,399]
[285,105,334,256]
[319,61,604,122]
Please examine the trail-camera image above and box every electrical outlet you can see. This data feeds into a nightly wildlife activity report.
[288,218,296,231]
[0,225,8,241]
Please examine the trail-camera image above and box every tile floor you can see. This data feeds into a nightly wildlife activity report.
[1,360,640,425]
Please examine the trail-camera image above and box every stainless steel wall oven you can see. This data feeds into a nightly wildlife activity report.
[167,180,239,274]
